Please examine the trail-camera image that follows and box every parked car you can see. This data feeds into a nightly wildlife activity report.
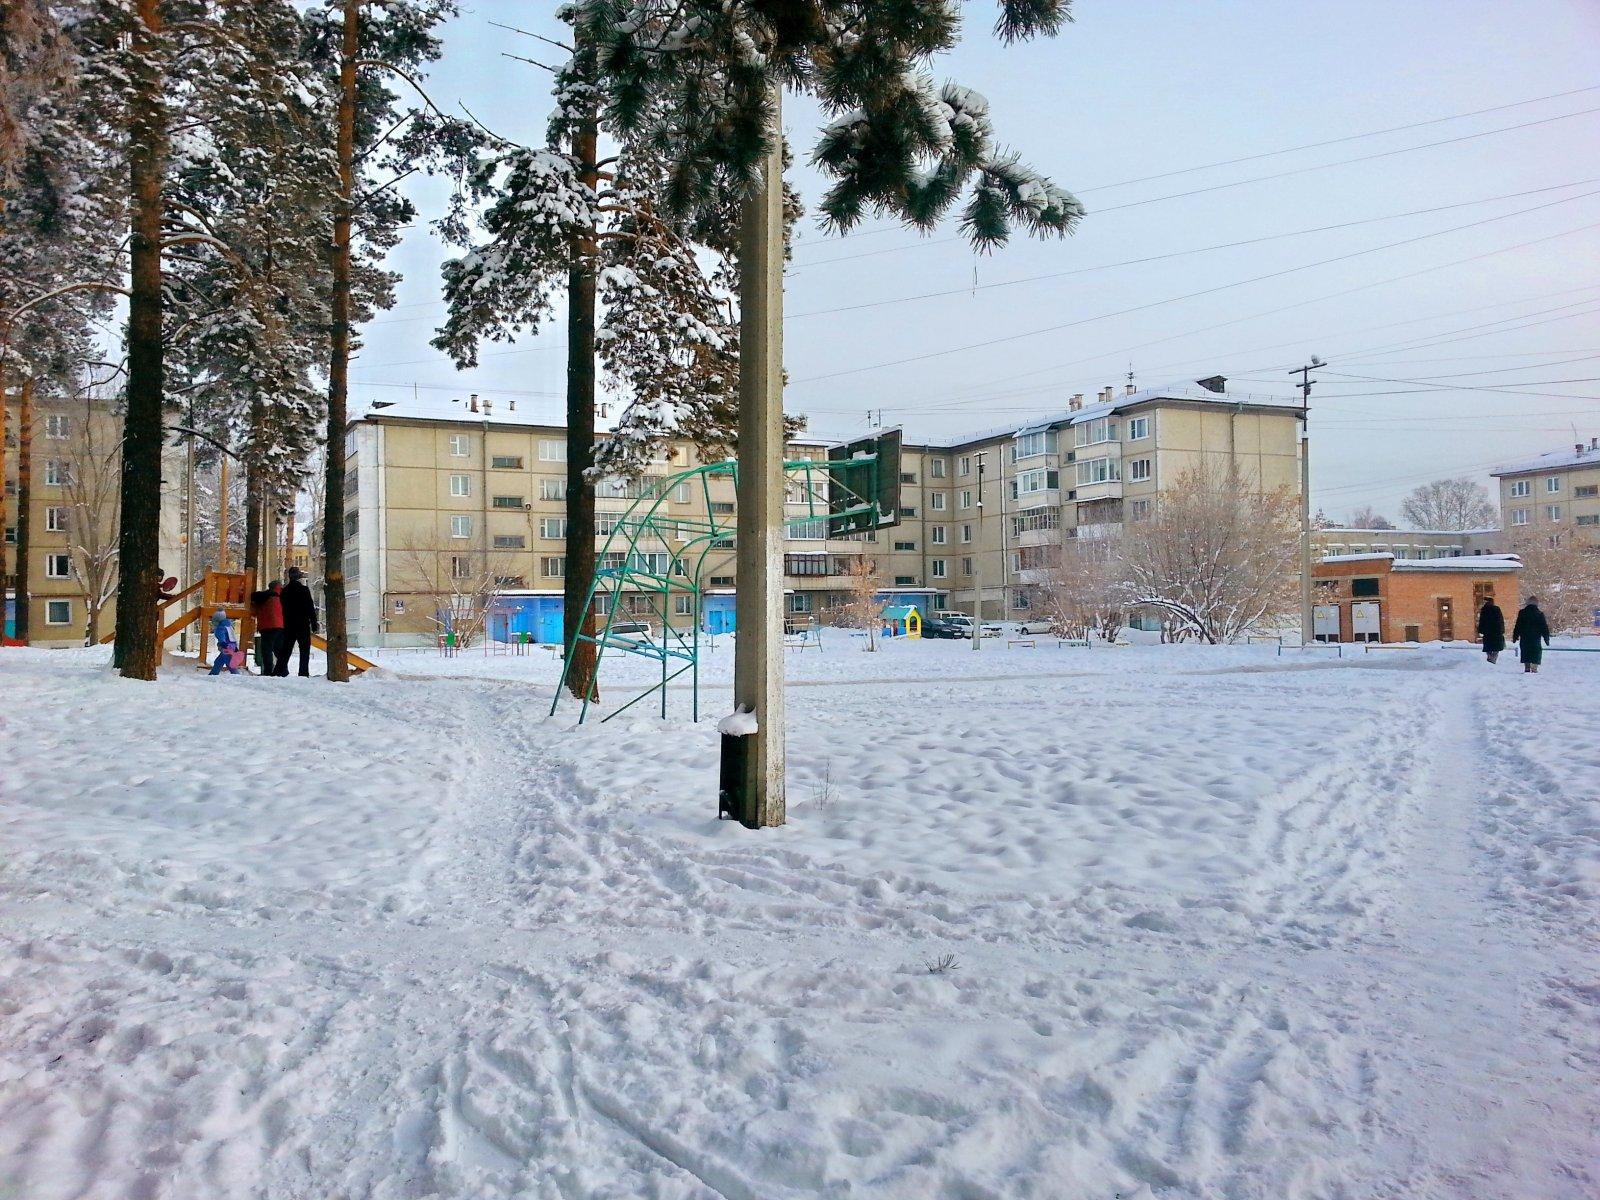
[922,617,964,640]
[606,619,653,640]
[1014,617,1057,635]
[938,613,1002,639]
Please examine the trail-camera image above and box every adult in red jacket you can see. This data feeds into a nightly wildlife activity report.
[278,567,319,677]
[252,582,286,676]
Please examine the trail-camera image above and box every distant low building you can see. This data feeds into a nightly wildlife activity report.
[1314,526,1503,560]
[1312,552,1521,644]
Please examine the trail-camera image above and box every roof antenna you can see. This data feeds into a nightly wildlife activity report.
[1126,362,1135,389]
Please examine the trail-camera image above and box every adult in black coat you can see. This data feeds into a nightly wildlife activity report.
[278,566,319,677]
[1511,595,1552,673]
[1476,598,1505,664]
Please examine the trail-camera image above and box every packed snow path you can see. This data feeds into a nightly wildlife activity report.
[1,642,1594,1198]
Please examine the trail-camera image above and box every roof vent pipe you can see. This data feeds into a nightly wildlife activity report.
[469,394,479,413]
[1069,393,1083,411]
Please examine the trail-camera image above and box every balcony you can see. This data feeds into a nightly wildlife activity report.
[1014,521,1061,549]
[1073,477,1122,502]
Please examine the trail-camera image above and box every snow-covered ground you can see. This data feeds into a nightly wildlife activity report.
[1,639,1595,1198]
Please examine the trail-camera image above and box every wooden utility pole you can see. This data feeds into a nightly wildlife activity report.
[562,45,600,703]
[112,0,167,679]
[321,0,359,683]
[971,450,985,651]
[13,378,32,642]
[726,87,786,829]
[1290,358,1323,645]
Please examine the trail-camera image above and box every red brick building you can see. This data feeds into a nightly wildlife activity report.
[1312,553,1522,644]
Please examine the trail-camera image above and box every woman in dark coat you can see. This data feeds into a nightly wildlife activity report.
[1476,597,1505,664]
[1511,595,1552,673]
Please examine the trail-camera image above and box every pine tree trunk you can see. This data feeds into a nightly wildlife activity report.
[321,0,359,683]
[243,459,261,574]
[13,378,32,643]
[562,104,599,701]
[0,372,8,631]
[112,0,166,679]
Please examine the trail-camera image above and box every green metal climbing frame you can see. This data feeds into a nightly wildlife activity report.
[551,441,896,724]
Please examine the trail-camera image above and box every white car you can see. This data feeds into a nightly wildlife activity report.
[606,619,654,641]
[939,613,1002,639]
[1013,617,1056,635]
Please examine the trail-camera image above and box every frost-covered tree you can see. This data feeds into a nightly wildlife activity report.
[301,0,478,680]
[839,555,886,651]
[572,0,1085,248]
[1509,531,1600,635]
[1399,478,1497,532]
[1119,462,1300,644]
[1344,505,1395,530]
[56,388,122,644]
[1036,538,1122,641]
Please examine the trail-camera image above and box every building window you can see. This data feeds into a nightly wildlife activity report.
[492,534,526,549]
[1074,418,1118,447]
[44,460,69,486]
[900,471,916,484]
[449,434,470,457]
[1576,514,1599,526]
[931,558,947,578]
[786,592,813,614]
[1511,508,1529,526]
[901,506,917,517]
[785,554,828,576]
[491,455,523,469]
[1573,483,1597,498]
[451,515,472,539]
[710,575,734,587]
[894,575,916,586]
[1509,479,1530,498]
[1129,498,1152,522]
[540,556,565,577]
[45,506,68,532]
[540,517,567,539]
[1076,456,1120,486]
[492,495,525,509]
[1128,458,1151,482]
[958,456,972,476]
[45,414,70,439]
[46,552,71,578]
[930,458,947,479]
[1351,577,1381,597]
[1011,508,1059,536]
[710,501,735,515]
[931,492,947,511]
[1016,431,1049,459]
[1016,468,1051,495]
[449,474,471,497]
[45,598,71,625]
[673,483,690,504]
[961,524,973,543]
[540,478,567,501]
[891,540,915,552]
[344,511,359,540]
[789,517,827,540]
[960,557,973,576]
[449,555,472,579]
[1127,416,1149,440]
[675,595,693,616]
[539,439,566,462]
[931,525,946,545]
[1546,505,1562,522]
[1547,476,1562,493]
[959,489,973,509]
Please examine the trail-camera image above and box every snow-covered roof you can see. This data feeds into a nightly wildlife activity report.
[1317,526,1498,538]
[1319,552,1394,564]
[1491,443,1600,477]
[934,378,1303,449]
[355,394,588,431]
[1392,554,1522,573]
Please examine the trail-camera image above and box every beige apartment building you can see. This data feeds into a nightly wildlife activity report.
[4,389,190,647]
[344,376,1308,645]
[1493,437,1600,548]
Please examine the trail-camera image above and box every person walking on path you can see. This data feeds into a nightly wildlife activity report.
[208,609,241,676]
[279,566,318,677]
[1476,596,1506,664]
[252,581,286,676]
[1511,595,1552,673]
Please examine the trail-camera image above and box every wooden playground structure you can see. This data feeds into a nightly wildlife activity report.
[99,568,374,674]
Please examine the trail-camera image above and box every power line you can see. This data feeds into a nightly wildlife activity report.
[794,196,1600,385]
[787,180,1600,319]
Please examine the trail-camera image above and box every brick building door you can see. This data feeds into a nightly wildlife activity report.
[1437,597,1454,641]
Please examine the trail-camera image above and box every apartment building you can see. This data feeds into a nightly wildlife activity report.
[343,375,1306,644]
[1492,437,1600,548]
[4,389,192,646]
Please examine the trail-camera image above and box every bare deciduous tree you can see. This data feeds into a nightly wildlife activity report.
[57,394,121,644]
[1399,478,1497,531]
[839,555,886,652]
[1344,505,1395,530]
[389,538,517,651]
[1509,532,1600,635]
[1034,538,1122,640]
[1119,462,1300,644]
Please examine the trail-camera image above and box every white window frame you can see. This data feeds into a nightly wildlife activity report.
[1016,468,1049,495]
[542,556,565,578]
[1128,458,1152,482]
[538,439,567,462]
[44,459,67,486]
[1127,416,1150,440]
[675,594,693,616]
[931,558,947,578]
[1511,507,1529,526]
[448,434,470,458]
[540,478,567,501]
[1076,456,1120,486]
[44,414,70,440]
[958,456,972,477]
[930,458,947,479]
[449,473,471,497]
[540,517,568,539]
[931,525,946,545]
[959,489,973,509]
[931,492,947,511]
[450,515,472,539]
[1547,476,1562,493]
[961,524,973,544]
[45,552,72,578]
[1510,480,1530,498]
[45,598,72,626]
[1015,431,1047,459]
[1546,504,1562,522]
[45,505,68,532]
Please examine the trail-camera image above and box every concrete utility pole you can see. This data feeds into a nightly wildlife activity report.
[1290,358,1323,645]
[727,86,786,828]
[972,451,985,651]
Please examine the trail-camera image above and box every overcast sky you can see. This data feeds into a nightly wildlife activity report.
[352,0,1600,522]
